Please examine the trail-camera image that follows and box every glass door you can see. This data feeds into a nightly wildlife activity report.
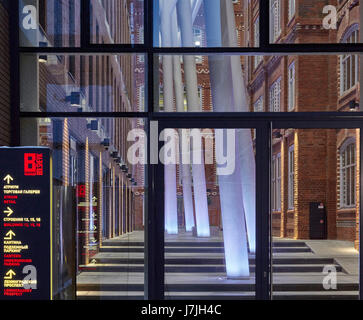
[157,124,263,299]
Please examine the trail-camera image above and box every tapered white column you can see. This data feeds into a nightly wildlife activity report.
[222,0,256,253]
[203,0,250,276]
[177,0,210,237]
[171,9,195,232]
[160,0,178,234]
[216,129,250,277]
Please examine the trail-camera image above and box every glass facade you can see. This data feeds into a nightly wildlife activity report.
[156,53,361,113]
[154,0,249,48]
[163,128,256,299]
[0,0,362,301]
[19,0,81,47]
[89,0,144,45]
[271,128,360,299]
[21,117,146,299]
[20,54,145,112]
[270,0,361,44]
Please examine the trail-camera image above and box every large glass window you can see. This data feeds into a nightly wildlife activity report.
[270,0,281,43]
[20,117,147,300]
[9,0,363,302]
[340,29,359,95]
[274,1,361,44]
[90,0,144,45]
[288,145,295,210]
[20,54,145,112]
[19,0,80,47]
[154,0,252,48]
[340,140,356,208]
[269,78,281,112]
[272,153,281,211]
[156,54,363,113]
[288,62,296,111]
[162,127,256,299]
[271,128,359,300]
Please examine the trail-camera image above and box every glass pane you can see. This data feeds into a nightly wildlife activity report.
[156,54,360,113]
[163,128,256,299]
[270,0,361,44]
[271,128,359,300]
[90,0,144,45]
[154,0,254,48]
[20,117,147,300]
[19,0,80,47]
[20,54,145,112]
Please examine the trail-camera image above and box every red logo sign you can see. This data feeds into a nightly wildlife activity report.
[24,153,44,176]
[77,184,86,198]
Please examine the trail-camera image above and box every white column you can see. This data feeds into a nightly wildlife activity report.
[221,0,256,253]
[203,0,250,277]
[160,0,178,234]
[216,129,250,277]
[171,8,195,232]
[177,0,210,237]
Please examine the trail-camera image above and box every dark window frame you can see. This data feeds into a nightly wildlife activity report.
[9,0,363,301]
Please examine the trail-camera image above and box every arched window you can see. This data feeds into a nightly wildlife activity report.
[272,153,281,211]
[340,25,359,95]
[270,0,281,42]
[340,139,356,208]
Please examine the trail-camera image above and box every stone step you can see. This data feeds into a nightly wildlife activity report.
[101,240,309,248]
[76,291,253,300]
[76,290,359,300]
[273,292,359,300]
[76,282,358,292]
[79,263,343,273]
[99,246,312,254]
[93,256,334,265]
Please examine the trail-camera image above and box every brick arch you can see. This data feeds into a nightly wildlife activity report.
[339,23,359,43]
[338,135,356,151]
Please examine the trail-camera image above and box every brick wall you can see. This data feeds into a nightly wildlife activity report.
[0,2,10,146]
[294,129,337,239]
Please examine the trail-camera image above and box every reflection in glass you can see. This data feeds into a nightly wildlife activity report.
[271,128,359,299]
[154,0,248,48]
[269,0,361,44]
[20,54,145,112]
[19,0,144,47]
[90,0,144,45]
[157,54,359,113]
[21,117,147,300]
[19,0,80,47]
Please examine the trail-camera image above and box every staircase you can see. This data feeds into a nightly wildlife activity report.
[77,236,358,300]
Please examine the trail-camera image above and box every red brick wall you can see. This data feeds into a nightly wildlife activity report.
[295,129,337,239]
[0,2,10,146]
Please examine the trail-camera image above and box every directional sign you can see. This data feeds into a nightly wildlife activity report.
[3,175,13,184]
[3,207,13,217]
[0,147,52,300]
[4,270,16,280]
[4,230,16,240]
